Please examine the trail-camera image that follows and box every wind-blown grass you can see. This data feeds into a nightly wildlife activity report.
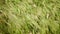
[0,0,60,34]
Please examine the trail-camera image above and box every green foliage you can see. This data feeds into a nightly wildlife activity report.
[0,0,60,34]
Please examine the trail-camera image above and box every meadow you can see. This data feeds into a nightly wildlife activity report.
[0,0,60,34]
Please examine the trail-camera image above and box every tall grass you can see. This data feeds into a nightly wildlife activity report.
[0,0,60,34]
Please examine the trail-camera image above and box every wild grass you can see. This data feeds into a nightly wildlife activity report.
[0,0,60,34]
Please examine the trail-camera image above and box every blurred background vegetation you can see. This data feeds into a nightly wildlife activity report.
[0,0,60,34]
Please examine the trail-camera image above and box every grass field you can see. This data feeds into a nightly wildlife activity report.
[0,0,60,34]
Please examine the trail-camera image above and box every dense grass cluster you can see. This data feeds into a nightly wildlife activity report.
[0,0,60,34]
